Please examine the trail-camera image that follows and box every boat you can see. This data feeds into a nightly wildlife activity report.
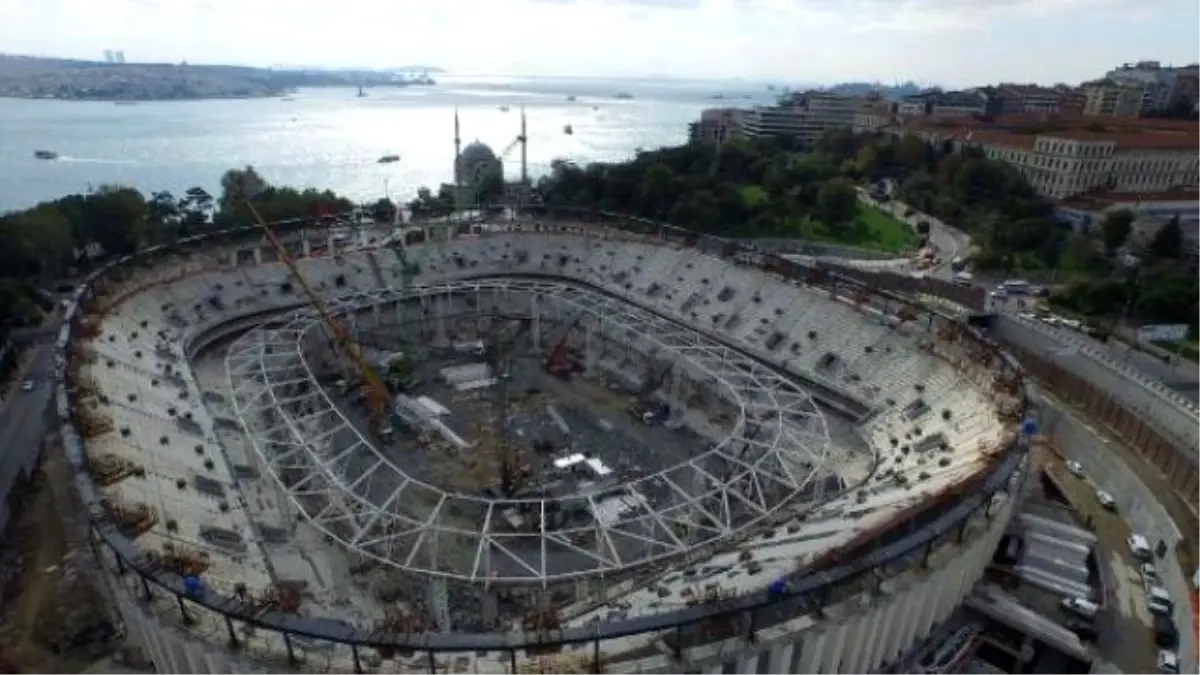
[614,92,633,100]
[566,95,577,102]
[357,85,367,98]
[592,105,599,111]
[34,150,58,160]
[499,105,510,112]
[563,124,573,135]
[378,154,400,164]
[114,100,138,106]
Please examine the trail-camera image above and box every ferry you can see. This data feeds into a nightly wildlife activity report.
[378,154,400,164]
[34,150,59,160]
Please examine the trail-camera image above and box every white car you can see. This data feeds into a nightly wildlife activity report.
[1147,586,1173,616]
[1095,490,1117,511]
[1066,460,1085,477]
[20,379,35,392]
[1158,649,1179,673]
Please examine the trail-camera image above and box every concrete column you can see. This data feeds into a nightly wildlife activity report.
[302,239,311,257]
[531,295,541,351]
[767,640,794,673]
[798,632,826,672]
[584,324,598,372]
[253,248,263,265]
[435,292,447,345]
[819,623,847,673]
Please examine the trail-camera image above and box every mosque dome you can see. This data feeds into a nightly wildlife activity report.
[456,141,504,189]
[460,142,498,167]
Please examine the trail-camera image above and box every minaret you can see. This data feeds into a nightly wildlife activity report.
[519,105,528,187]
[453,107,462,188]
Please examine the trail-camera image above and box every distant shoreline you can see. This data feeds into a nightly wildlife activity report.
[0,54,439,104]
[0,83,445,104]
[0,91,290,103]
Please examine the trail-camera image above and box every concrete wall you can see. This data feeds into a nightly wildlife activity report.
[735,238,903,261]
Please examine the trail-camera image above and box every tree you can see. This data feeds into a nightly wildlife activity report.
[220,166,267,212]
[473,168,506,206]
[371,198,398,224]
[1148,215,1182,259]
[1100,209,1133,255]
[86,186,149,256]
[815,179,858,226]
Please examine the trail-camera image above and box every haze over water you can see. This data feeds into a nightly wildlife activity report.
[0,74,775,212]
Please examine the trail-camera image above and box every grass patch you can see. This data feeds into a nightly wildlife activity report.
[787,205,919,254]
[739,184,769,208]
[856,204,921,252]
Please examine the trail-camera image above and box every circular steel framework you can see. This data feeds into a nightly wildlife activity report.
[225,278,850,584]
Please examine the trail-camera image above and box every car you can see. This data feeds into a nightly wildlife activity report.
[1154,614,1179,649]
[1128,534,1154,560]
[20,378,34,392]
[1157,649,1179,674]
[990,289,1008,299]
[1061,596,1100,620]
[1066,460,1086,477]
[1147,586,1173,616]
[1095,489,1117,511]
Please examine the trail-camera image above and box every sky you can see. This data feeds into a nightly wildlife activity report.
[0,0,1196,86]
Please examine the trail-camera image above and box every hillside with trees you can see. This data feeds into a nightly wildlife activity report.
[529,136,918,252]
[0,167,353,333]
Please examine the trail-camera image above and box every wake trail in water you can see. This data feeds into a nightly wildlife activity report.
[56,156,142,165]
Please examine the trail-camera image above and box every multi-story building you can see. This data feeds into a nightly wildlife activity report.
[853,102,897,133]
[688,107,744,144]
[1107,61,1181,113]
[1082,61,1200,117]
[981,84,1080,116]
[690,91,868,149]
[896,90,987,118]
[1059,188,1200,257]
[1081,80,1147,117]
[901,117,1199,200]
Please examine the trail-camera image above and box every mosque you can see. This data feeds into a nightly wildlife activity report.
[440,108,531,209]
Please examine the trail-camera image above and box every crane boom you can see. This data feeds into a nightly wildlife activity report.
[243,201,390,430]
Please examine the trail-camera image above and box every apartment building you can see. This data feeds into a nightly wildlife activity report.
[1082,60,1200,117]
[981,84,1082,116]
[902,117,1199,200]
[1107,60,1184,111]
[896,90,987,118]
[1060,189,1200,257]
[1082,79,1157,117]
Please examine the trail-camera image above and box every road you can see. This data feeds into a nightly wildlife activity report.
[855,189,972,280]
[991,300,1200,407]
[0,345,56,532]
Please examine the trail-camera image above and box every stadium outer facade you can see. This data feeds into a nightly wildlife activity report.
[56,210,1032,674]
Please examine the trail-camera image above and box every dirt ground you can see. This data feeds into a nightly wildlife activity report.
[0,441,118,673]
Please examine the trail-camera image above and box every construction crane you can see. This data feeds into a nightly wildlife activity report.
[242,201,390,431]
[542,308,588,378]
[480,317,538,497]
